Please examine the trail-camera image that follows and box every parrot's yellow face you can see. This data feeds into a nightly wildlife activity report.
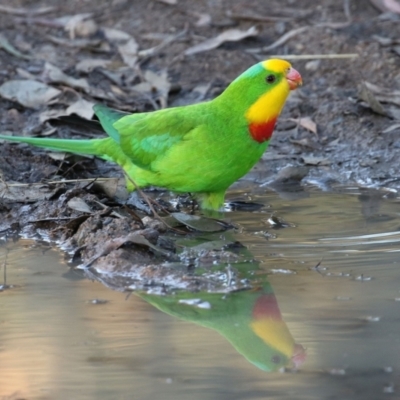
[238,59,302,143]
[246,59,303,125]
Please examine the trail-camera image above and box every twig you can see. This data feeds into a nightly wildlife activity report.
[248,20,353,54]
[27,217,79,223]
[247,27,309,54]
[92,199,125,219]
[0,5,55,15]
[314,21,351,29]
[4,178,116,187]
[0,34,31,60]
[227,11,293,22]
[124,174,161,217]
[311,259,325,276]
[226,265,234,287]
[343,0,352,20]
[60,160,90,179]
[264,53,358,60]
[138,28,187,63]
[124,175,189,234]
[14,16,64,28]
[1,248,9,290]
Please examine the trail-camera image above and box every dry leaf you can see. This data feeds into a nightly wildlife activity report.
[301,156,331,166]
[0,33,31,60]
[156,0,177,4]
[103,28,132,41]
[184,26,258,56]
[56,13,97,39]
[195,13,212,27]
[305,60,320,71]
[39,98,95,123]
[66,98,95,120]
[68,18,97,38]
[43,62,90,91]
[92,178,128,200]
[0,182,58,202]
[46,35,109,51]
[0,80,61,108]
[110,85,126,96]
[16,67,37,79]
[47,152,67,161]
[39,109,67,123]
[382,123,400,133]
[363,81,400,107]
[290,138,318,149]
[144,70,170,107]
[372,35,400,46]
[76,58,112,73]
[102,28,139,67]
[132,70,171,107]
[369,0,400,14]
[358,82,388,116]
[67,197,92,213]
[0,5,55,15]
[118,38,139,67]
[131,81,153,94]
[290,117,317,134]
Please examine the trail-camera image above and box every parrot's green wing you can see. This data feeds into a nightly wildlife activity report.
[113,106,202,170]
[93,104,130,144]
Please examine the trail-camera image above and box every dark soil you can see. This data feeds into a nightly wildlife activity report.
[1,0,400,289]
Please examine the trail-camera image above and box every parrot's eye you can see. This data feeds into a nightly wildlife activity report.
[266,74,276,84]
[271,355,281,364]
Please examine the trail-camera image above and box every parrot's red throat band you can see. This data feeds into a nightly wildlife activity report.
[252,294,282,320]
[248,118,277,143]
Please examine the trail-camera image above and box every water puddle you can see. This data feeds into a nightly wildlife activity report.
[1,186,400,399]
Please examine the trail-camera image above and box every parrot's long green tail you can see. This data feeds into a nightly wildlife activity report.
[0,104,128,158]
[0,134,103,157]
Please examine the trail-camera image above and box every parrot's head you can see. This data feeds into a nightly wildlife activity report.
[228,58,302,102]
[261,58,303,91]
[240,58,302,119]
[220,59,302,143]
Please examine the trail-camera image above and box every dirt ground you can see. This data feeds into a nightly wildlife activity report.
[0,0,400,288]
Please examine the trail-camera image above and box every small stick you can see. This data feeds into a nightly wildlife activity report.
[3,178,115,187]
[261,53,359,60]
[247,27,309,53]
[92,199,125,219]
[227,12,293,22]
[343,0,352,20]
[124,175,189,234]
[0,5,55,15]
[1,248,9,289]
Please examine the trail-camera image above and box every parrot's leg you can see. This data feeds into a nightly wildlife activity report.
[197,191,226,211]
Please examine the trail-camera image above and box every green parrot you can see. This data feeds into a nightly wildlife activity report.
[0,59,302,210]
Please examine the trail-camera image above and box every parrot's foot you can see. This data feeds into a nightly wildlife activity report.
[196,191,226,212]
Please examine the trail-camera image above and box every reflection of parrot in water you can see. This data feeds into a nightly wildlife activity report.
[137,284,306,372]
[0,59,302,210]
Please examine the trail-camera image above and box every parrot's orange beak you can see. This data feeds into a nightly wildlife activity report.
[286,67,303,90]
[291,343,307,368]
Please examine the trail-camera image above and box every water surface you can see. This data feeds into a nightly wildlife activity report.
[1,187,400,399]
